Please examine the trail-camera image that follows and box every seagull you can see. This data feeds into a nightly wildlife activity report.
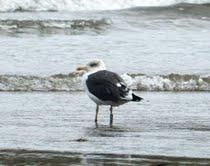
[76,59,143,126]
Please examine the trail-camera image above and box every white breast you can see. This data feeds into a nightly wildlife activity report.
[82,72,105,105]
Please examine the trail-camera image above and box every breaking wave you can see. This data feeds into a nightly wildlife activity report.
[0,73,209,92]
[130,73,210,91]
[0,19,111,35]
[0,0,210,12]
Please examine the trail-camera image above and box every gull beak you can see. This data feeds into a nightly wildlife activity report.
[74,65,88,74]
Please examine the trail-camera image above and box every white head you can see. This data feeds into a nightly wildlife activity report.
[75,59,106,74]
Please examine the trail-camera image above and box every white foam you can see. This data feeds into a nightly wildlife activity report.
[0,0,210,12]
[131,75,210,91]
[121,73,133,86]
[0,73,209,91]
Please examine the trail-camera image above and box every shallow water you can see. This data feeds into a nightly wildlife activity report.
[0,92,210,158]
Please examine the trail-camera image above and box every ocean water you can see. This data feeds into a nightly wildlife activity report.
[0,0,210,164]
[0,0,210,92]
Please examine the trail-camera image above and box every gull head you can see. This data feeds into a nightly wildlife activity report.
[75,59,106,74]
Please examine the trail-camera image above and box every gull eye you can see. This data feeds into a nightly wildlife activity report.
[89,62,98,67]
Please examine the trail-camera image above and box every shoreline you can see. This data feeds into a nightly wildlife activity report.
[1,149,210,165]
[0,92,210,161]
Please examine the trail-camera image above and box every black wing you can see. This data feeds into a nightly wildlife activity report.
[86,70,130,102]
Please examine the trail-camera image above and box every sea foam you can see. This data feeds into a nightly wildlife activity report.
[0,73,209,92]
[0,0,210,12]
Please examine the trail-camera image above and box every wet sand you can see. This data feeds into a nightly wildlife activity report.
[0,92,210,165]
[1,149,210,165]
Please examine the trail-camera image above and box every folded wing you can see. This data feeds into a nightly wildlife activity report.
[86,70,132,102]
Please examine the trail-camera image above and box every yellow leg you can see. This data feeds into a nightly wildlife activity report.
[95,105,99,123]
[110,106,113,127]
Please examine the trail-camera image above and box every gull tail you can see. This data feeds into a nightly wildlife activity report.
[132,93,143,102]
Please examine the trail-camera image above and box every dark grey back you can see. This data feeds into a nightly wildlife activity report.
[86,70,129,102]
